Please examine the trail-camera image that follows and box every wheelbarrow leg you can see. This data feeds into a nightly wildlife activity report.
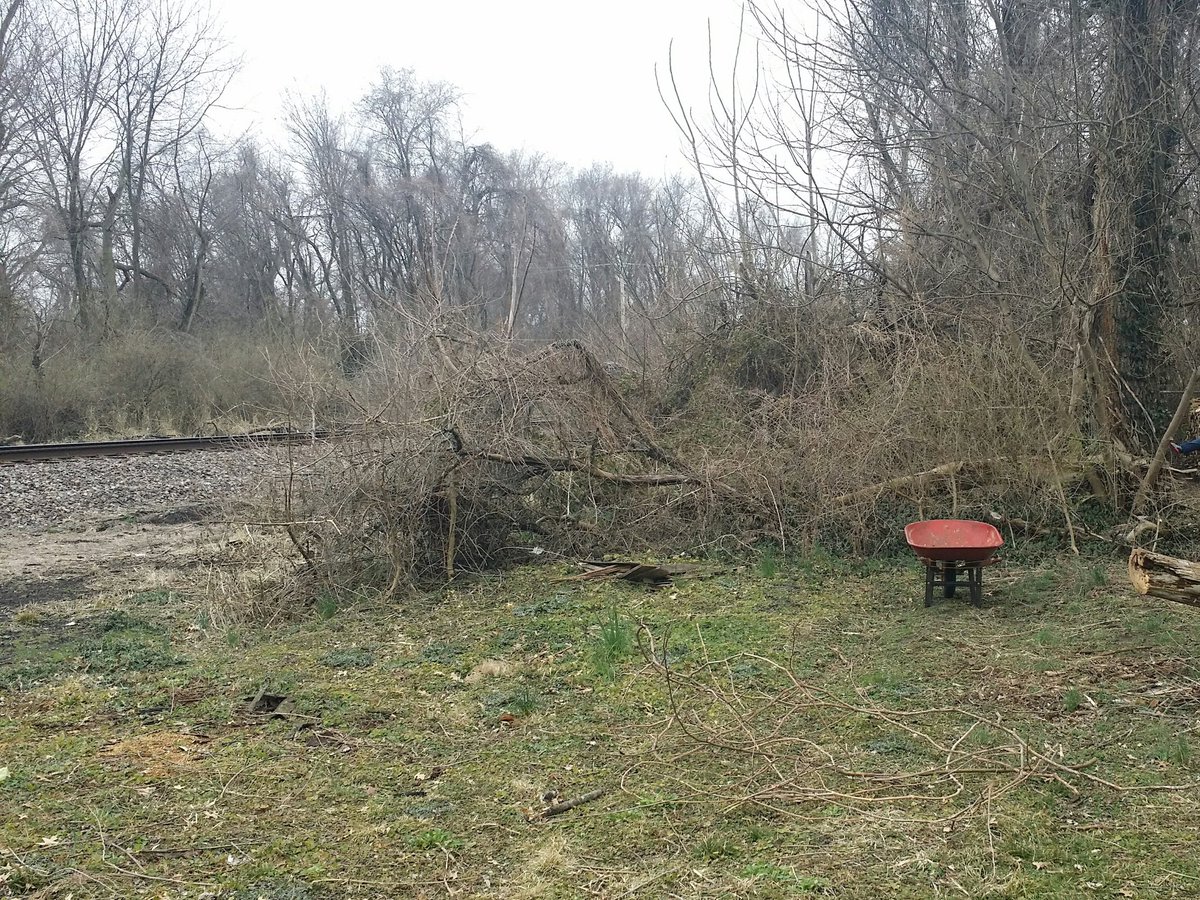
[943,562,957,599]
[924,562,935,607]
[969,563,983,606]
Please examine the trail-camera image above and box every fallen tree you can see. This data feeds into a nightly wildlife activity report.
[1128,548,1200,608]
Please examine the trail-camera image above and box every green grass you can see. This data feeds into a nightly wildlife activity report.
[406,827,464,852]
[1,558,1199,897]
[1063,686,1084,713]
[507,683,540,716]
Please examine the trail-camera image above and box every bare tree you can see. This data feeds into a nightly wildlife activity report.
[0,0,40,336]
[27,0,132,333]
[112,0,233,314]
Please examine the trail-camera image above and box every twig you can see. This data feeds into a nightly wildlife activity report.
[640,639,1184,825]
[445,475,458,579]
[526,788,607,821]
[134,843,238,857]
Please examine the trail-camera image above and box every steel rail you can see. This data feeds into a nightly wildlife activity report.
[0,430,336,464]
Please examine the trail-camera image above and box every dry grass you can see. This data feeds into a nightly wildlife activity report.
[0,328,351,442]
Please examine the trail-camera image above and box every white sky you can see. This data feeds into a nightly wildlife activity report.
[209,0,749,177]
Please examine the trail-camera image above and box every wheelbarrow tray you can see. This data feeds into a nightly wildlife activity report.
[904,519,1003,562]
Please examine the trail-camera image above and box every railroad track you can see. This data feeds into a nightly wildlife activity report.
[0,430,336,464]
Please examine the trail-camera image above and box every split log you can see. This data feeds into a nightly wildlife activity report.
[1128,548,1200,608]
[558,561,676,587]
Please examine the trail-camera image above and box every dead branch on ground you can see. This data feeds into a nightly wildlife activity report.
[638,627,1182,825]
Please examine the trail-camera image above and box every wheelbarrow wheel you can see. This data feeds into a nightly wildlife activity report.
[943,563,957,598]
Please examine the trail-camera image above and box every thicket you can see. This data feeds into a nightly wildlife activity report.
[277,308,1134,599]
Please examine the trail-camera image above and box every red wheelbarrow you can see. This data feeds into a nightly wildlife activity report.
[904,519,1003,607]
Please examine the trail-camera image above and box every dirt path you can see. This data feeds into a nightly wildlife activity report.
[0,448,303,612]
[0,524,219,609]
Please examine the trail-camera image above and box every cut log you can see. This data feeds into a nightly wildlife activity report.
[1128,548,1200,607]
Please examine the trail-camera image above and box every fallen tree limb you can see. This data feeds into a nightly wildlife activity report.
[460,447,701,486]
[828,459,1022,507]
[829,461,966,507]
[986,511,1112,544]
[559,561,675,586]
[1116,517,1163,547]
[828,447,1180,513]
[1129,548,1200,608]
[1133,368,1200,514]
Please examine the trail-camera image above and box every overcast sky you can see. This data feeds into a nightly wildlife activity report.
[209,0,747,177]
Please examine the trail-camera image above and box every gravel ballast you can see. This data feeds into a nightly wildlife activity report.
[0,449,290,530]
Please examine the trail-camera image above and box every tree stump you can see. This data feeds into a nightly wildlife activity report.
[1128,548,1200,608]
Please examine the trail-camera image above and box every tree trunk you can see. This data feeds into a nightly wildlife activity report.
[179,231,210,333]
[0,257,13,336]
[1089,0,1183,449]
[1128,548,1200,607]
[100,186,121,316]
[66,179,92,334]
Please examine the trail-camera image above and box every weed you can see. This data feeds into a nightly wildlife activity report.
[740,861,830,891]
[1010,570,1058,602]
[1133,612,1168,638]
[796,874,832,892]
[407,828,463,852]
[79,613,178,674]
[1063,687,1084,713]
[314,592,338,620]
[758,544,779,579]
[694,836,741,861]
[743,823,777,844]
[322,647,375,669]
[99,610,150,632]
[863,670,919,700]
[13,609,37,626]
[864,734,919,754]
[1034,627,1062,648]
[513,592,573,618]
[591,607,633,680]
[132,589,175,605]
[228,882,324,900]
[508,683,540,715]
[1147,726,1192,766]
[406,800,455,820]
[421,642,461,664]
[741,860,792,882]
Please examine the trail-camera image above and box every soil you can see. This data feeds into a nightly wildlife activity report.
[0,446,305,616]
[0,525,209,611]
